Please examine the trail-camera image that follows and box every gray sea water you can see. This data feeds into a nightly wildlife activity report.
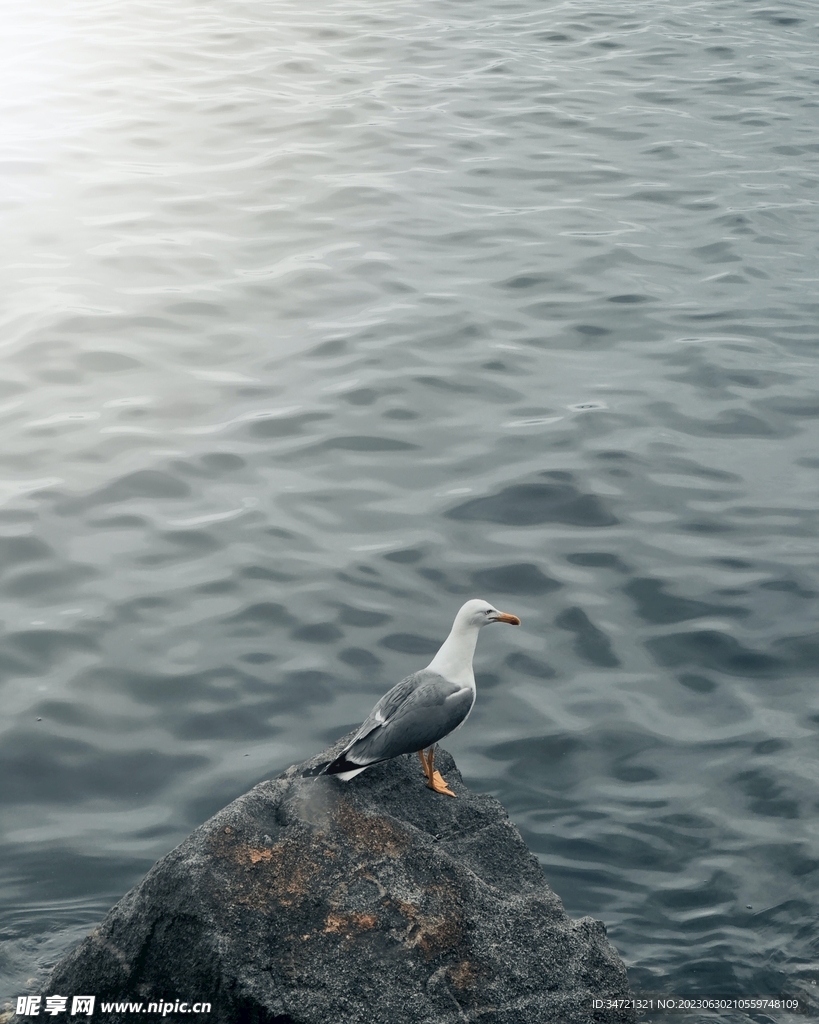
[1,0,819,1020]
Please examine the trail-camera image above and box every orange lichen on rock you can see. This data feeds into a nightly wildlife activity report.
[412,914,463,958]
[323,912,379,936]
[210,830,323,909]
[447,960,479,990]
[246,848,273,864]
[333,799,408,859]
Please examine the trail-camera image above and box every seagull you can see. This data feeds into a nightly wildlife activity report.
[319,599,520,797]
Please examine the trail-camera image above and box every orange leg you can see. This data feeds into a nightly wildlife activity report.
[417,747,455,797]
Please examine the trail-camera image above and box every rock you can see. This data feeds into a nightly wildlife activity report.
[42,739,635,1023]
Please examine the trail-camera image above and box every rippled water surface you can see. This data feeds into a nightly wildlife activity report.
[2,0,819,1019]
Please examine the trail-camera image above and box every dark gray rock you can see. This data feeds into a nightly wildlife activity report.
[43,739,635,1023]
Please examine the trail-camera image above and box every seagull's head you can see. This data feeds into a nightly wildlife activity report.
[458,598,521,629]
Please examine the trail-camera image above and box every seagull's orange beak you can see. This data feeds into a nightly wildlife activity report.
[493,611,521,625]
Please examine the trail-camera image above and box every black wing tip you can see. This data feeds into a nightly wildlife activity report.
[322,752,363,776]
[299,752,362,778]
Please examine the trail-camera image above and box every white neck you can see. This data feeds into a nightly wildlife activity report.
[426,617,480,687]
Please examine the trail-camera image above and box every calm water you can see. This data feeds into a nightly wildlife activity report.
[2,0,819,1019]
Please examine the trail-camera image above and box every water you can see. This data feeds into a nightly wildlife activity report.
[1,0,818,1019]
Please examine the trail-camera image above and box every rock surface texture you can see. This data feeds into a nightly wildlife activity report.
[45,740,635,1023]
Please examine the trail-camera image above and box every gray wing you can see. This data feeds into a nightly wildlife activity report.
[345,669,475,766]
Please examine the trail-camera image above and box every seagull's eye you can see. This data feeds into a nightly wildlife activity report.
[485,609,493,615]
